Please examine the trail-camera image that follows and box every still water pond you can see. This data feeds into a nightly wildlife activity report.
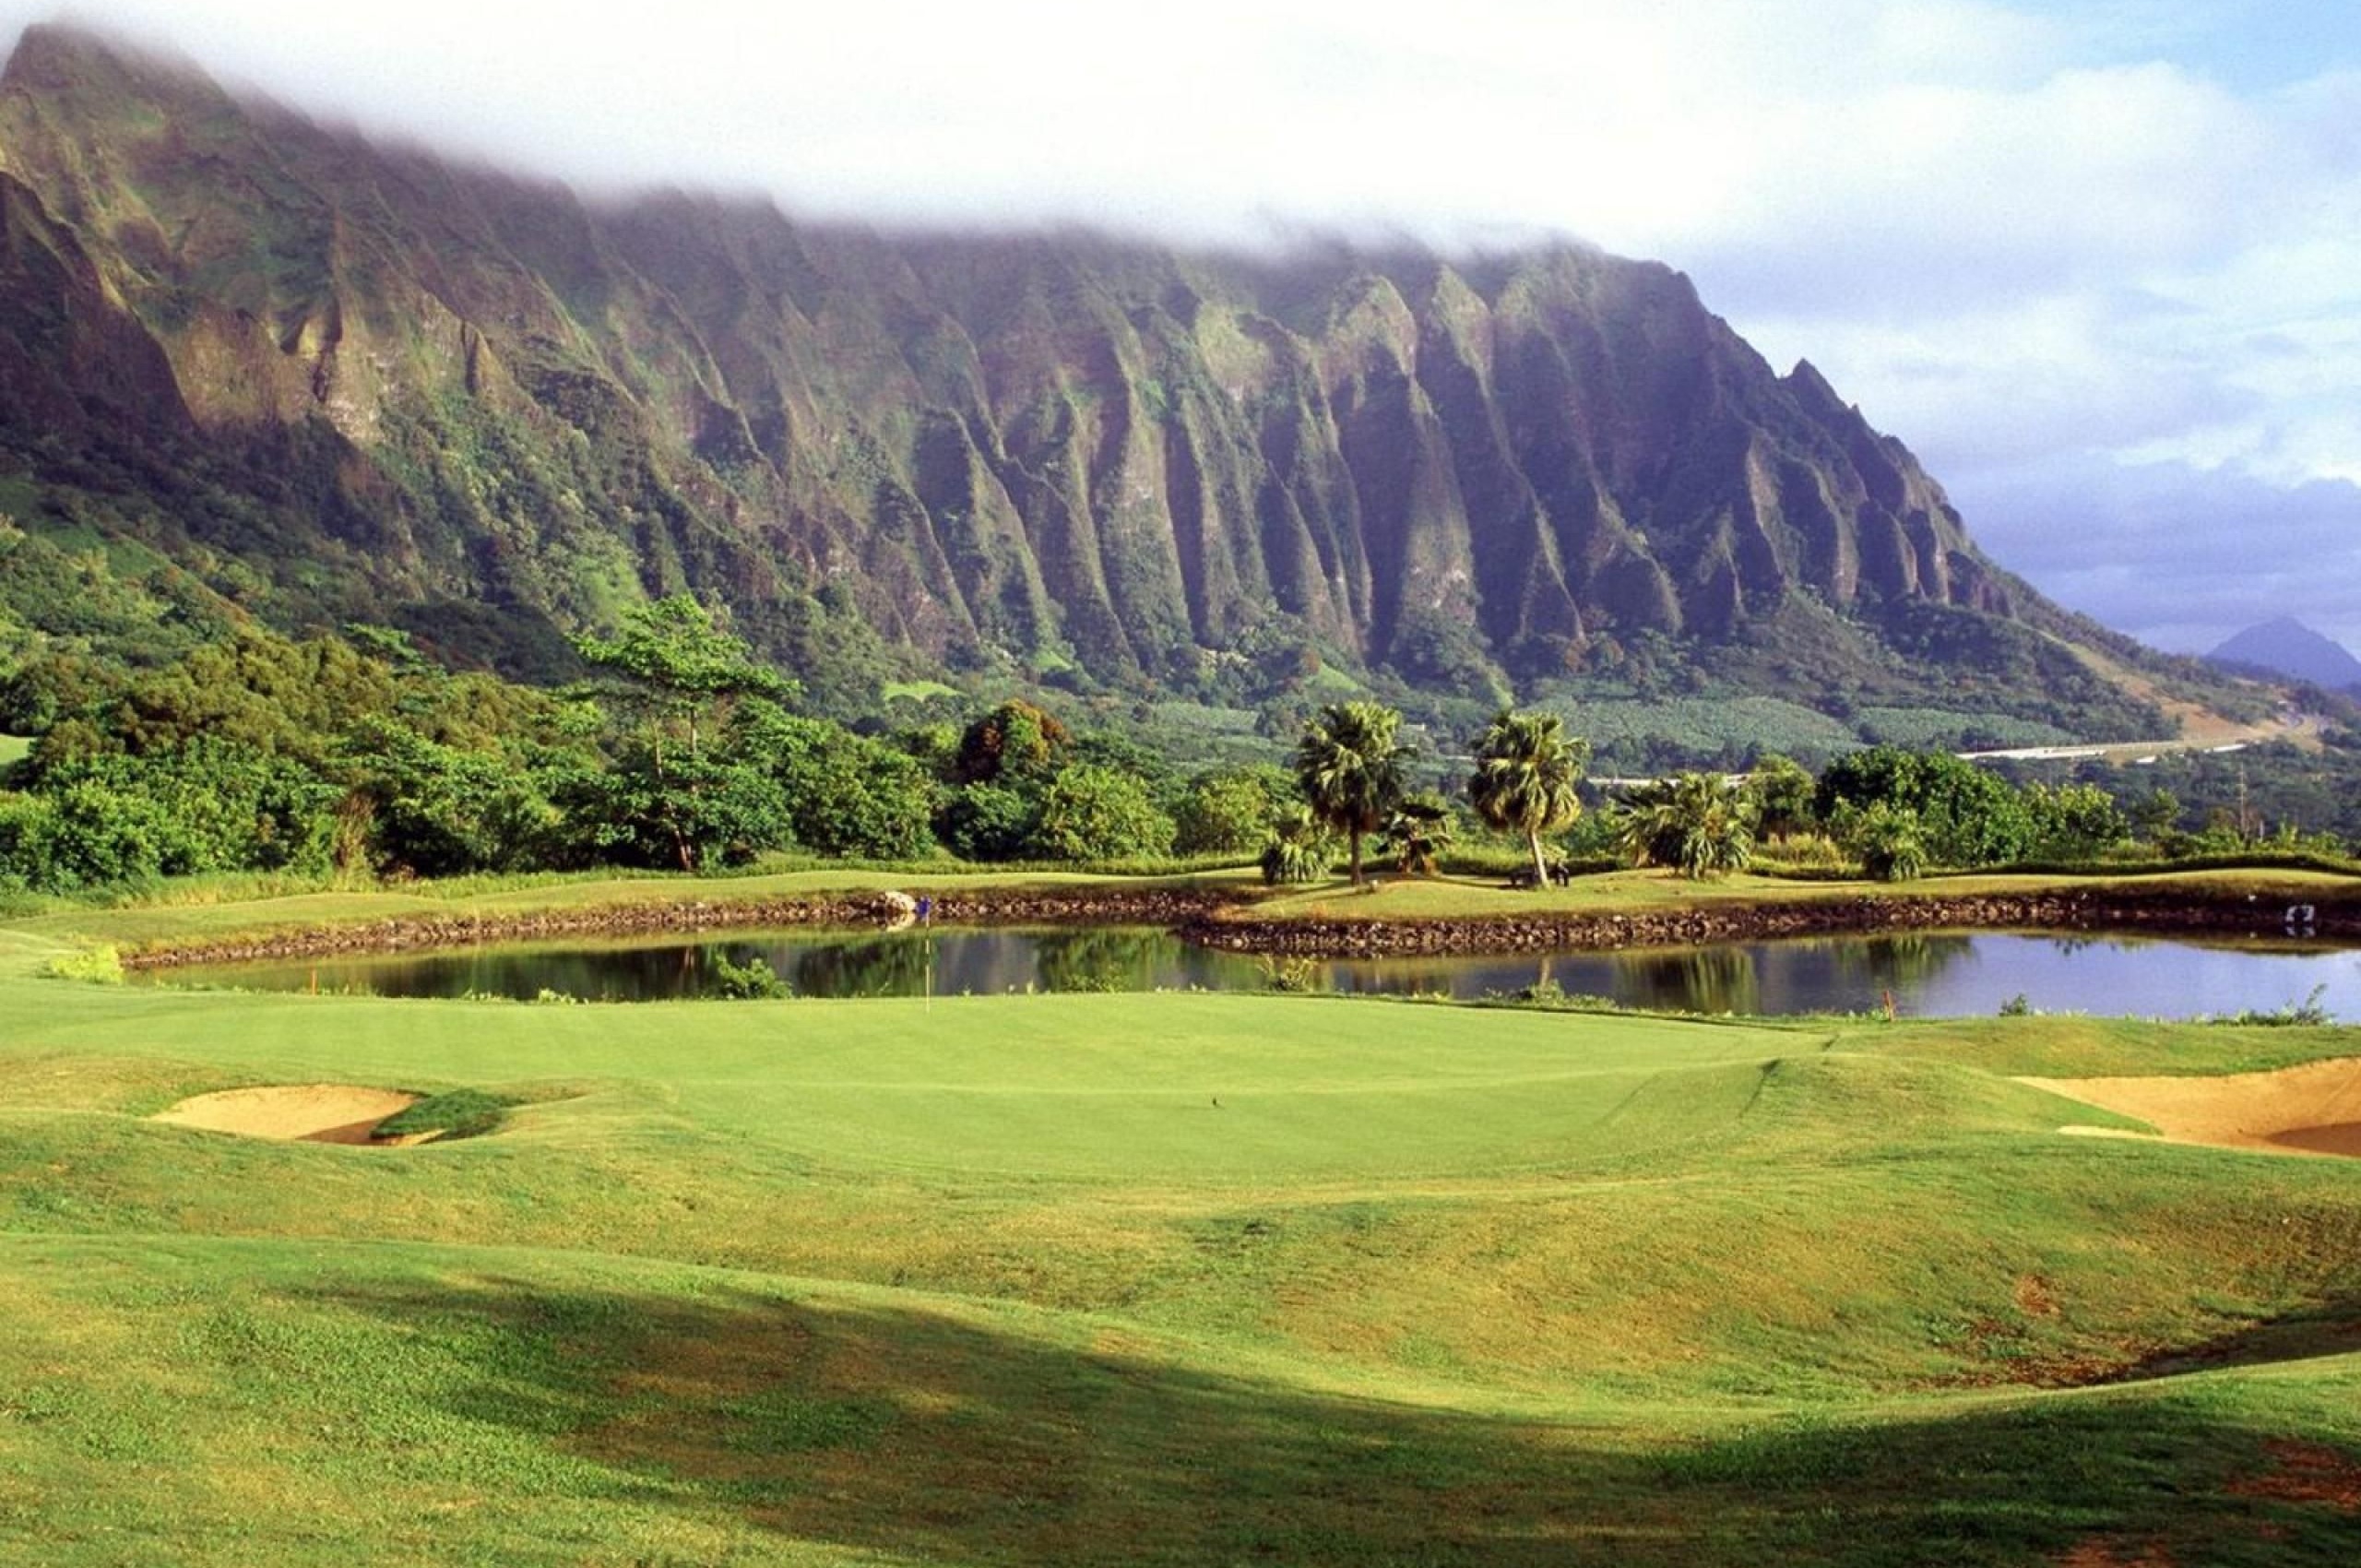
[157,926,2361,1019]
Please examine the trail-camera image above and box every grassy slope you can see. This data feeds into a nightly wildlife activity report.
[2,914,2360,1563]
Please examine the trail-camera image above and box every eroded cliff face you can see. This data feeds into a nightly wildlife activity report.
[0,24,2018,694]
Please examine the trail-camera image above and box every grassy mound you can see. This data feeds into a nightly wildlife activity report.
[371,1088,515,1141]
[1,901,2358,1562]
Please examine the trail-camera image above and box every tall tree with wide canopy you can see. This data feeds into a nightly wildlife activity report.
[571,595,792,873]
[1466,709,1588,888]
[1293,701,1408,886]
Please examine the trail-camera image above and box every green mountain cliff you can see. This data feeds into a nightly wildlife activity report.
[0,25,2235,734]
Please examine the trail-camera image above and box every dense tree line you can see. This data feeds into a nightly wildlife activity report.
[3,606,2352,898]
[0,600,1291,896]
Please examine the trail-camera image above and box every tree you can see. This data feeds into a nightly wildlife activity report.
[1293,701,1408,886]
[1614,772,1757,880]
[1172,766,1292,856]
[1031,765,1177,862]
[733,705,937,861]
[2129,786,2182,843]
[1378,792,1455,878]
[573,595,789,767]
[2024,781,2129,861]
[1744,754,1817,843]
[1815,747,2032,869]
[1465,709,1588,889]
[953,699,1068,785]
[1258,804,1335,885]
[1845,800,1928,882]
[572,596,789,872]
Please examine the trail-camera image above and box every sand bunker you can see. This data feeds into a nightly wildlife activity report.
[153,1085,421,1145]
[2023,1057,2361,1158]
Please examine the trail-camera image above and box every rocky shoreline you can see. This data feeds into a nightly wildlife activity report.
[1183,888,2361,957]
[118,880,2359,973]
[117,886,1245,971]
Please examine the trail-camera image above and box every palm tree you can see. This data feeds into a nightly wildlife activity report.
[1614,771,1757,880]
[1378,793,1455,878]
[1466,709,1589,889]
[1258,804,1335,885]
[1293,701,1408,886]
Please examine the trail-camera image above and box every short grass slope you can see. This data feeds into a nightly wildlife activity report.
[2,909,2359,1564]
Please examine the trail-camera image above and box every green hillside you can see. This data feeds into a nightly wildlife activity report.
[2,902,2357,1562]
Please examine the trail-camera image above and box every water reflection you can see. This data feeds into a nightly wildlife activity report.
[154,926,2361,1019]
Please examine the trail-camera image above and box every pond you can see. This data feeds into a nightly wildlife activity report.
[148,925,2361,1019]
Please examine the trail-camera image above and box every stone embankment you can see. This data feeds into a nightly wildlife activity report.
[120,886,1244,970]
[120,881,2357,971]
[1180,889,2360,958]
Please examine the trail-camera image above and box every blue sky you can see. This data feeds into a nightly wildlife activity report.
[5,0,2358,653]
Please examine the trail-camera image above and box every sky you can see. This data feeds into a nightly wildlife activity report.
[5,0,2358,655]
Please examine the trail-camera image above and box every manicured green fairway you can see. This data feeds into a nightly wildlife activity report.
[4,908,2360,1564]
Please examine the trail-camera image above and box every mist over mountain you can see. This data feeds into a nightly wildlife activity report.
[0,24,2230,734]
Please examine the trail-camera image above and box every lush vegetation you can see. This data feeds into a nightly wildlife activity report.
[6,593,2360,903]
[0,608,1294,897]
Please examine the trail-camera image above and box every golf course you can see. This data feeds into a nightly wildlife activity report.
[3,873,2359,1564]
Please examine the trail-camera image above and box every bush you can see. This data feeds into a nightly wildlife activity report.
[1172,766,1291,856]
[935,784,1035,862]
[1845,801,1930,883]
[710,953,793,1000]
[41,943,125,984]
[1031,765,1176,861]
[1259,805,1335,885]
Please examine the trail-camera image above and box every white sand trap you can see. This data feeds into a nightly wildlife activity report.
[2023,1057,2361,1158]
[153,1085,421,1145]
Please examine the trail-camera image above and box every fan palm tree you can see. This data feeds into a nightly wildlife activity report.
[1378,792,1455,878]
[1614,771,1757,880]
[1293,701,1408,886]
[1258,804,1335,885]
[1466,710,1589,889]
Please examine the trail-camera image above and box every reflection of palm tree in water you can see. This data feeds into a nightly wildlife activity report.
[1611,946,1762,1016]
[1036,930,1180,993]
[1810,932,1975,1010]
[785,936,931,997]
[1859,933,1974,990]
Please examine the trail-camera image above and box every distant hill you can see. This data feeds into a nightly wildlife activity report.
[2206,618,2361,693]
[0,22,2256,741]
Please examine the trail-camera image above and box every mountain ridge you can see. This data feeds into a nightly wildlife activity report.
[2207,616,2361,693]
[0,22,2223,735]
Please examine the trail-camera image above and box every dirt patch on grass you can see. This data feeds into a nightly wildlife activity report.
[2056,1538,2174,1568]
[152,1085,421,1145]
[2024,1057,2361,1158]
[2230,1439,2361,1511]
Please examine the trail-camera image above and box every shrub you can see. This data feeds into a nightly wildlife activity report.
[1259,804,1335,885]
[937,783,1039,862]
[42,943,125,984]
[710,953,793,1000]
[1846,801,1930,883]
[1031,765,1176,861]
